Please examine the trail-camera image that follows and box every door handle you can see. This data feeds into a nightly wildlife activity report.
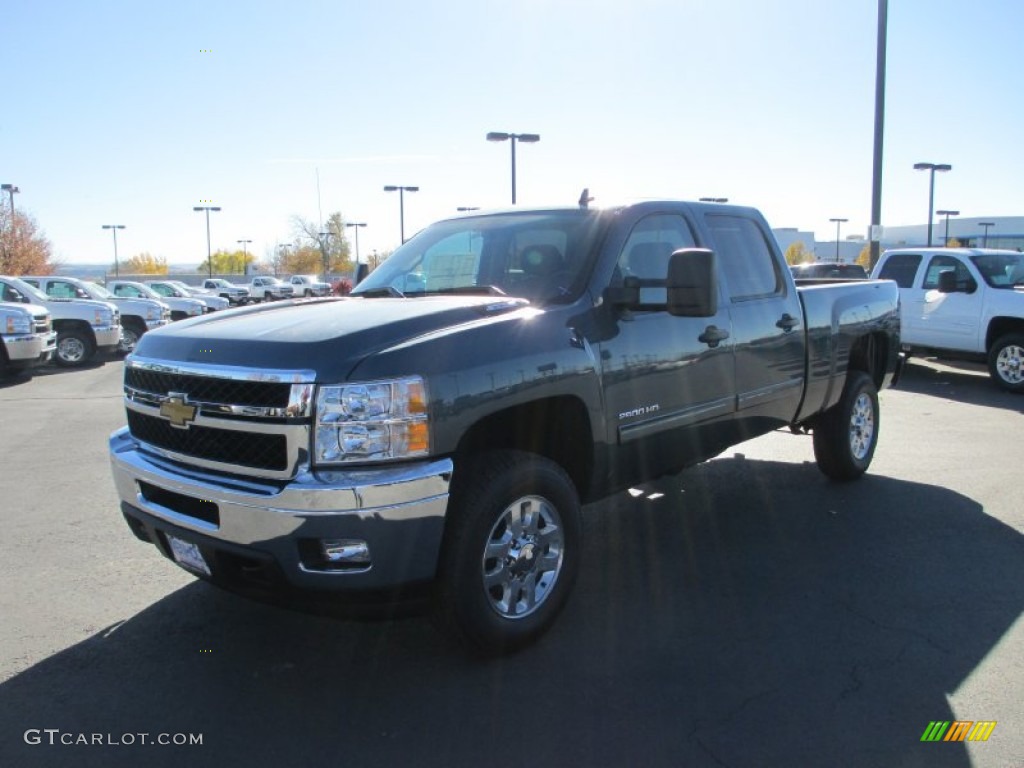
[698,325,730,348]
[776,313,799,332]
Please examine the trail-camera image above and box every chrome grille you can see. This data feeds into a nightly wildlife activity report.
[123,357,316,479]
[33,314,51,333]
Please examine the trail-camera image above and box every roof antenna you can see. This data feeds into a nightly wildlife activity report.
[578,187,594,209]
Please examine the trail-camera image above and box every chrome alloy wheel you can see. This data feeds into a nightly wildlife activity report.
[482,495,565,620]
[995,343,1024,385]
[849,392,876,461]
[58,336,86,364]
[118,327,140,354]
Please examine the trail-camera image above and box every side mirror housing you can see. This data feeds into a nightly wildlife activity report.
[937,269,958,293]
[667,248,717,317]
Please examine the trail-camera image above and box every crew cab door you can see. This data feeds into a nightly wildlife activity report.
[703,214,806,431]
[597,213,736,483]
[909,254,984,353]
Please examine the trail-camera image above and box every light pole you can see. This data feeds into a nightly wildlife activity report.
[699,197,728,203]
[913,162,951,246]
[344,222,366,265]
[102,224,126,276]
[318,231,332,279]
[383,185,418,244]
[193,205,221,278]
[486,131,540,204]
[935,210,959,246]
[1,183,18,217]
[236,239,251,273]
[457,206,479,212]
[829,218,848,262]
[979,221,995,247]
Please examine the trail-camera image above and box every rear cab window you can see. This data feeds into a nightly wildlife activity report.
[877,254,922,288]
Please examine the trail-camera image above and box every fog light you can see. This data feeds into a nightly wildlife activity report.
[321,539,371,565]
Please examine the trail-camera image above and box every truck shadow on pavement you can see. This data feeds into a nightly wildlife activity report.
[1,457,1020,768]
[896,358,1024,412]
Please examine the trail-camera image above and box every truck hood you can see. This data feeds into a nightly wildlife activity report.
[133,295,531,380]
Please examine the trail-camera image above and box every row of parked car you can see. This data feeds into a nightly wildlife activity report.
[0,272,338,377]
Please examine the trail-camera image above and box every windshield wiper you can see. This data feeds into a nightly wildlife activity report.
[420,285,507,297]
[357,286,405,298]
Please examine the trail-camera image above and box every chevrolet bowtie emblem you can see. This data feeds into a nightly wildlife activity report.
[160,393,197,428]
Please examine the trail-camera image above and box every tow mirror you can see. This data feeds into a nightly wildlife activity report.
[667,248,717,317]
[937,270,958,293]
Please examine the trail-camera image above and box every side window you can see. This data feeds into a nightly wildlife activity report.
[705,215,782,300]
[47,280,81,299]
[616,214,697,304]
[114,285,139,298]
[922,255,975,291]
[877,254,922,288]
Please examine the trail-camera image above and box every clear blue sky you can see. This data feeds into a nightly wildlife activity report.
[3,0,1022,266]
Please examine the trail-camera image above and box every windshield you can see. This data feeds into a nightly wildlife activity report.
[3,277,49,303]
[970,253,1024,288]
[86,281,115,299]
[353,210,606,304]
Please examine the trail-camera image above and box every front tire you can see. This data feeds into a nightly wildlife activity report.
[987,333,1024,393]
[55,329,96,368]
[435,451,581,655]
[813,370,879,481]
[118,320,145,355]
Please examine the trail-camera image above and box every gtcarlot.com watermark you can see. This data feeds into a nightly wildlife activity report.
[24,729,203,747]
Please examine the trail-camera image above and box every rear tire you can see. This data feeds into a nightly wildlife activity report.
[55,329,96,368]
[813,370,879,481]
[435,450,581,656]
[987,333,1024,393]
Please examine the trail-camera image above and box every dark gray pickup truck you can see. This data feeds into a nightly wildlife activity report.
[109,200,901,654]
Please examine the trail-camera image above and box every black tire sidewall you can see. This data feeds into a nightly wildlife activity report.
[437,451,581,655]
[987,333,1024,393]
[55,329,95,367]
[813,371,879,481]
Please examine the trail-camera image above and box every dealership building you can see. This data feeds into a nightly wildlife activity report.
[774,215,1024,264]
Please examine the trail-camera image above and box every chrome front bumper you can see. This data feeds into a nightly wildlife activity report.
[109,427,453,591]
[2,330,56,363]
[94,325,122,350]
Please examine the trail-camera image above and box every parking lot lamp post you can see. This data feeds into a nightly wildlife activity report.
[193,206,221,278]
[913,162,951,246]
[383,185,418,244]
[236,239,251,273]
[344,222,366,266]
[699,197,728,203]
[318,231,332,279]
[829,218,848,262]
[457,206,480,212]
[102,224,126,277]
[935,210,959,246]
[979,221,995,247]
[486,132,540,204]
[1,183,18,218]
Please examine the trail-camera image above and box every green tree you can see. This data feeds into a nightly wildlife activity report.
[784,241,814,266]
[121,252,168,274]
[0,207,59,275]
[200,248,255,275]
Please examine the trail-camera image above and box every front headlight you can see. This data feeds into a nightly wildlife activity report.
[314,377,429,464]
[92,309,113,327]
[5,314,32,334]
[189,305,203,316]
[146,307,158,321]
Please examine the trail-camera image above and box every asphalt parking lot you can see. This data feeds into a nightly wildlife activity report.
[1,357,1021,767]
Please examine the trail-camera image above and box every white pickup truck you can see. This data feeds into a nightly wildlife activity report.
[249,276,294,301]
[0,300,56,375]
[0,275,121,367]
[873,247,1024,391]
[288,274,331,297]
